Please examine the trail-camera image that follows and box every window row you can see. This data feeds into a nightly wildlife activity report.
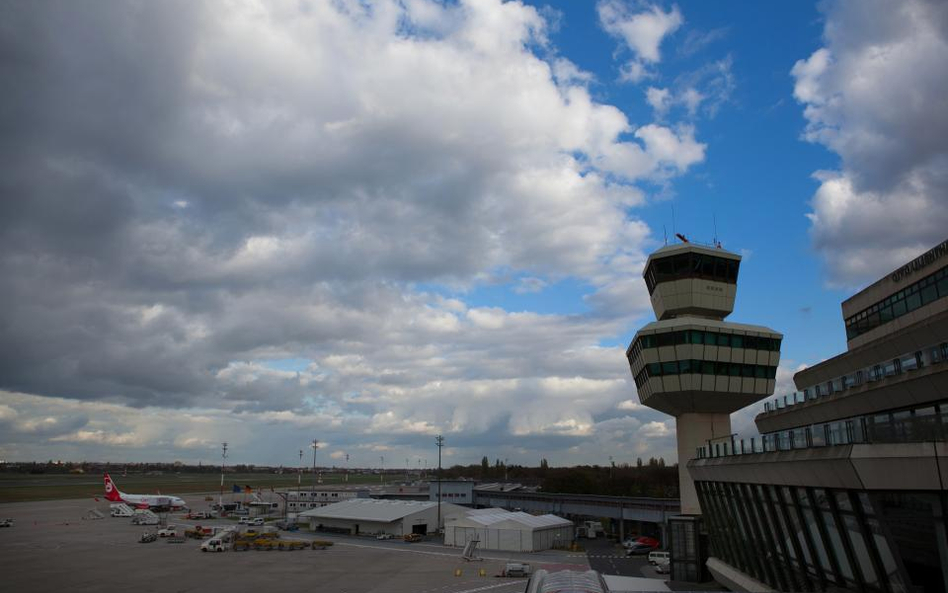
[633,359,777,388]
[627,330,781,365]
[644,252,740,294]
[697,482,917,593]
[782,342,948,410]
[845,264,948,340]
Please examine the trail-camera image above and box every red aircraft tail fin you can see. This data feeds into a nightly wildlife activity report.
[103,473,123,502]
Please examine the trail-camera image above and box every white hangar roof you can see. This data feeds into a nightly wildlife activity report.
[448,508,572,530]
[299,498,464,523]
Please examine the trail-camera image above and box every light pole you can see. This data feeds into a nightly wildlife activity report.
[219,442,228,508]
[298,449,303,503]
[345,453,349,483]
[380,456,384,484]
[504,457,508,482]
[311,439,319,495]
[435,435,444,533]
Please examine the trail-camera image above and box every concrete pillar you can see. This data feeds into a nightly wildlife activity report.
[676,412,732,515]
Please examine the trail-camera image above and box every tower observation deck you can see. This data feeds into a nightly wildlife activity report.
[626,242,782,515]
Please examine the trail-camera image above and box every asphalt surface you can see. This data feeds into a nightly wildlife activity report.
[581,538,669,581]
[0,494,613,593]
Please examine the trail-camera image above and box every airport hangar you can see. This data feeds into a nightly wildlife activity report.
[298,498,467,536]
[443,507,574,552]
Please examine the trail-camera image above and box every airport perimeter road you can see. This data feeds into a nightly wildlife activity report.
[581,538,667,581]
[0,497,585,593]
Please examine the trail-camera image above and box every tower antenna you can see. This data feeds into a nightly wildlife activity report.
[663,225,668,246]
[713,214,720,248]
[672,206,677,239]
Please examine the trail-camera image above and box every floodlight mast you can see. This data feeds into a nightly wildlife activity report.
[435,435,444,532]
[311,439,319,495]
[219,442,228,507]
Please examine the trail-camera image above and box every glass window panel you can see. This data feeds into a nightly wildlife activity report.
[892,298,907,317]
[865,515,909,593]
[717,333,730,347]
[920,284,937,305]
[879,306,893,322]
[715,259,727,280]
[704,331,717,346]
[678,359,693,374]
[728,260,739,282]
[661,361,678,375]
[905,292,922,311]
[822,509,855,582]
[938,276,948,297]
[730,334,744,349]
[754,365,766,379]
[689,330,704,344]
[647,363,662,376]
[742,364,755,378]
[701,257,714,277]
[729,363,741,377]
[800,505,833,580]
[842,513,879,588]
[702,361,715,374]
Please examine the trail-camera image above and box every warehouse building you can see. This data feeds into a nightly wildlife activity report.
[443,508,574,552]
[299,498,466,537]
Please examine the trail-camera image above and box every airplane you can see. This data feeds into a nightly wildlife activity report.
[103,473,187,511]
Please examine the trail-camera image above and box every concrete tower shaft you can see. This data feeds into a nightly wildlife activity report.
[629,242,782,515]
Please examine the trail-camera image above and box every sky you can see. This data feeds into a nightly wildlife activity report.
[1,0,946,469]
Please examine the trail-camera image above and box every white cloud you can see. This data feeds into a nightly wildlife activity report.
[598,1,683,83]
[0,0,706,466]
[792,0,948,286]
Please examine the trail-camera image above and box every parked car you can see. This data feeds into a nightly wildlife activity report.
[157,526,178,537]
[249,517,264,526]
[504,563,532,578]
[139,532,158,543]
[625,542,654,555]
[655,559,671,574]
[376,533,394,540]
[0,518,13,528]
[403,533,423,542]
[648,550,670,565]
[238,517,250,525]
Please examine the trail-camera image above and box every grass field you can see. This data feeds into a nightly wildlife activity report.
[0,472,399,503]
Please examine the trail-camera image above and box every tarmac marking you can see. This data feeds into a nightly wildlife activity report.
[447,582,525,593]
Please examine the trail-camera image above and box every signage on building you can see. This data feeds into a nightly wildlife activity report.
[891,239,948,283]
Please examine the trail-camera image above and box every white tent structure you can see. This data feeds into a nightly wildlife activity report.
[444,508,573,552]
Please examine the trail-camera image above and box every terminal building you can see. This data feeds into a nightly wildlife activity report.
[690,238,948,592]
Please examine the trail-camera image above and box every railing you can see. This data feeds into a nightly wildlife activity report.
[696,410,948,459]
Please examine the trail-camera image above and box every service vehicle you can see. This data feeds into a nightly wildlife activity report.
[376,533,394,540]
[186,511,210,520]
[625,542,653,555]
[648,550,670,565]
[655,559,671,575]
[185,525,216,539]
[504,563,532,578]
[201,537,227,552]
[276,539,309,551]
[238,517,251,525]
[403,533,423,542]
[157,526,178,537]
[275,520,298,531]
[131,512,159,526]
[139,532,158,543]
[249,517,264,526]
[0,518,13,528]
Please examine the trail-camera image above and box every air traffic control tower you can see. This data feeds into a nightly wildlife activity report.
[626,241,782,517]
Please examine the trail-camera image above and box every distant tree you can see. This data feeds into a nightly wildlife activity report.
[658,457,665,468]
[540,458,549,470]
[636,457,643,468]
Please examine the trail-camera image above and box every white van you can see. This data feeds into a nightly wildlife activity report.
[648,550,670,565]
[201,538,227,552]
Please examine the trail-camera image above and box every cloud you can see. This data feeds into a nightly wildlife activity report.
[598,1,683,82]
[0,0,703,465]
[514,277,548,294]
[792,0,948,286]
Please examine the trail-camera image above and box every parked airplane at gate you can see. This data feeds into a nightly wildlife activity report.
[103,473,187,511]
